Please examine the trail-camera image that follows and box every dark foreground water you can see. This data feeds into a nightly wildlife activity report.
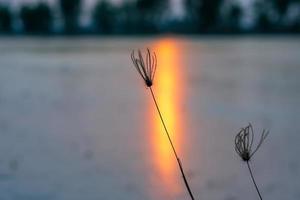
[0,37,299,200]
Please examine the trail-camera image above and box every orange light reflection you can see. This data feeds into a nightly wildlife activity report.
[149,38,185,196]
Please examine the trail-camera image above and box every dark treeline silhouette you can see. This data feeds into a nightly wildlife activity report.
[93,0,116,34]
[0,4,12,33]
[253,0,300,33]
[59,0,81,34]
[0,0,299,35]
[185,0,224,32]
[92,0,165,34]
[20,3,52,34]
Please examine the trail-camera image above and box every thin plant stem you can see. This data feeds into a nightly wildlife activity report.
[246,161,263,200]
[149,87,195,200]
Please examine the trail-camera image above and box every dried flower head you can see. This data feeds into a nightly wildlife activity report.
[235,123,269,162]
[131,48,157,87]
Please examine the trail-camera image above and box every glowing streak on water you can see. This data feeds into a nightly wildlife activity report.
[149,38,185,197]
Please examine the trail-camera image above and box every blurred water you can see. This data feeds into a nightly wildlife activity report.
[0,36,299,200]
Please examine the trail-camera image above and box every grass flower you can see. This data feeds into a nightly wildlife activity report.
[130,48,196,200]
[131,48,157,87]
[235,123,269,200]
[235,123,269,162]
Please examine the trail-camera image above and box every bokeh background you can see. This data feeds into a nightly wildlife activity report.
[0,0,300,34]
[0,0,300,200]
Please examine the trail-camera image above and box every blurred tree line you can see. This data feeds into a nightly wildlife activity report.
[0,0,299,35]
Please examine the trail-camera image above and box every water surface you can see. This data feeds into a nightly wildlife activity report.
[0,37,299,200]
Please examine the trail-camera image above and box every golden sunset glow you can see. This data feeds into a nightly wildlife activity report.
[149,38,185,194]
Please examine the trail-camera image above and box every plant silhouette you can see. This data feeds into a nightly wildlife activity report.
[131,48,196,200]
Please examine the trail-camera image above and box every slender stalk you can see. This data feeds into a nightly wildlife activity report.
[246,161,263,200]
[149,87,195,200]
